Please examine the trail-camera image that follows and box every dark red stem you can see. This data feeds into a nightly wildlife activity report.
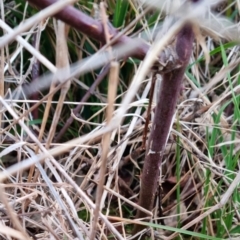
[26,0,149,60]
[132,23,194,237]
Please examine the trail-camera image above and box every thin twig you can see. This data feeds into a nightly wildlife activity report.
[90,3,120,239]
[54,64,110,142]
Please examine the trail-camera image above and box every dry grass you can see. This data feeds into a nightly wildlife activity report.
[0,0,240,239]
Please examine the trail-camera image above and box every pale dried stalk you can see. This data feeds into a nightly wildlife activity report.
[90,3,120,239]
[0,223,28,240]
[13,37,143,101]
[24,25,43,211]
[0,53,3,95]
[104,186,153,216]
[36,20,68,152]
[0,19,56,73]
[90,62,120,240]
[0,2,5,137]
[35,19,69,156]
[46,20,70,147]
[0,47,4,134]
[30,21,73,232]
[37,84,56,146]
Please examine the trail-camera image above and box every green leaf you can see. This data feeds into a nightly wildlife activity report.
[135,221,224,240]
[230,225,240,234]
[28,119,51,125]
[113,0,129,28]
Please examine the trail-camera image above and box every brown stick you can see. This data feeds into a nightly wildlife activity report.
[132,23,194,238]
[26,0,150,60]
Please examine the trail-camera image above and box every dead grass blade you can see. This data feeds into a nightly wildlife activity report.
[0,0,77,49]
[90,4,120,238]
[0,19,56,73]
[0,96,124,240]
[46,20,70,147]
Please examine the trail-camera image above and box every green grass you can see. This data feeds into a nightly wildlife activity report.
[1,0,240,239]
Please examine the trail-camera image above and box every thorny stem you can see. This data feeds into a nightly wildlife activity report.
[26,0,149,60]
[133,23,194,237]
